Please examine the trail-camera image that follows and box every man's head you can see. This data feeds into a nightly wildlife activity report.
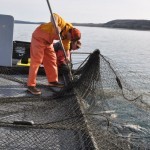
[70,40,81,51]
[70,28,81,41]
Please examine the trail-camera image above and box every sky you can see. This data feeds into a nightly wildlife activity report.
[0,0,150,23]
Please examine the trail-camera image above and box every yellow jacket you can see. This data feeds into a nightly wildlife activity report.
[40,13,73,51]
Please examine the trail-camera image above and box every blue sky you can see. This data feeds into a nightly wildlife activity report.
[0,0,150,23]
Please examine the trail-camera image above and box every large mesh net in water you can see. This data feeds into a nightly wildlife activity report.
[0,49,149,150]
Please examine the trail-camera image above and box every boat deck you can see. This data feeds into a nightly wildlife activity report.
[0,67,96,150]
[0,76,52,97]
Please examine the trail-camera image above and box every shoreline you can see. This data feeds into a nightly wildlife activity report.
[15,19,150,31]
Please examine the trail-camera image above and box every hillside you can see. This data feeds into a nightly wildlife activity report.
[15,20,44,24]
[15,19,150,31]
[102,19,150,30]
[73,20,150,30]
[72,23,103,27]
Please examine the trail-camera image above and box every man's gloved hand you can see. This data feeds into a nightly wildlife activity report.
[59,61,72,74]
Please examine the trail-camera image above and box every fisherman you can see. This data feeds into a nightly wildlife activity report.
[27,13,81,95]
[54,40,81,69]
[54,40,81,84]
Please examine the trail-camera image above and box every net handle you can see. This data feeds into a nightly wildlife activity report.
[46,0,73,81]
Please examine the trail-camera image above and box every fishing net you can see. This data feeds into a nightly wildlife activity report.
[0,49,149,150]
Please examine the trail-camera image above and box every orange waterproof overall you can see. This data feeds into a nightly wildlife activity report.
[27,13,73,87]
[27,26,58,86]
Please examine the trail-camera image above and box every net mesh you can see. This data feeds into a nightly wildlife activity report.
[0,49,149,150]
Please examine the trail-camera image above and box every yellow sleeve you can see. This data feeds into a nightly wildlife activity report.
[62,39,70,51]
[53,13,72,52]
[53,13,66,30]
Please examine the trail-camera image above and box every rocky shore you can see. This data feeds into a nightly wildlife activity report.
[15,19,150,31]
[73,19,150,31]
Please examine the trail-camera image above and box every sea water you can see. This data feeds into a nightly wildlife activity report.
[13,24,150,91]
[13,24,150,71]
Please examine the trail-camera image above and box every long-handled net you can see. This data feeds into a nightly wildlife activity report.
[0,49,149,149]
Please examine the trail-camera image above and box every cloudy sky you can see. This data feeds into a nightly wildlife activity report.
[0,0,150,23]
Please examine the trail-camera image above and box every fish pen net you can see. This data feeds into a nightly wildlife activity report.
[0,49,149,150]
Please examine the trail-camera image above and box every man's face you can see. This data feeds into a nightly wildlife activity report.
[71,41,79,50]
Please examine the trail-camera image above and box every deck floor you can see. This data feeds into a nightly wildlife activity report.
[0,73,92,149]
[0,74,63,98]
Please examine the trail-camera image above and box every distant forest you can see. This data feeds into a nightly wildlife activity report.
[15,19,150,31]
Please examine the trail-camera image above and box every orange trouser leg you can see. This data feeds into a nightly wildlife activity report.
[27,27,58,86]
[43,44,58,82]
[27,36,44,87]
